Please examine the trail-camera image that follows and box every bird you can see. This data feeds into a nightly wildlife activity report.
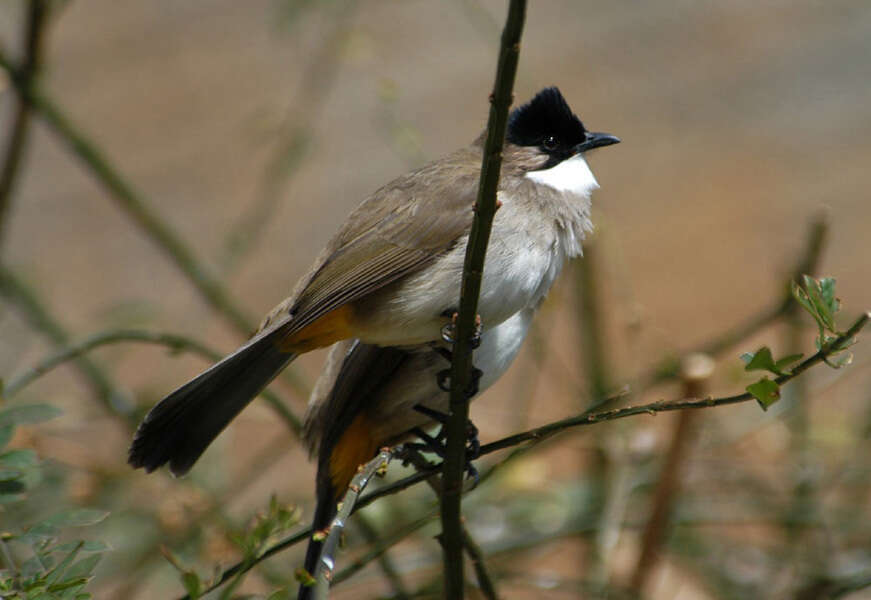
[127,86,619,593]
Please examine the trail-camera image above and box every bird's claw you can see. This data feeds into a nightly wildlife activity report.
[436,366,483,397]
[440,311,483,349]
[411,405,481,483]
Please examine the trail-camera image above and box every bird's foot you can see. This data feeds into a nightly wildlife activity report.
[436,365,483,397]
[410,405,481,484]
[440,309,483,349]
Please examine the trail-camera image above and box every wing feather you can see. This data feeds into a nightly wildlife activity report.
[266,146,481,339]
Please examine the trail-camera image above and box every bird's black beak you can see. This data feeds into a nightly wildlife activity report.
[574,131,620,154]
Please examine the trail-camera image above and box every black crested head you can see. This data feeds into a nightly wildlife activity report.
[507,87,619,167]
[507,87,587,150]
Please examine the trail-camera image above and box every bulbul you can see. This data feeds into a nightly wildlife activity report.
[127,86,618,589]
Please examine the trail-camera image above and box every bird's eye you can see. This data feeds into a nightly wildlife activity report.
[542,135,558,151]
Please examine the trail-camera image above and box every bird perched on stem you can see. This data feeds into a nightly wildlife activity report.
[127,86,619,596]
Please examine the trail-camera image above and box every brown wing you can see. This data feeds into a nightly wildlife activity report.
[269,145,481,339]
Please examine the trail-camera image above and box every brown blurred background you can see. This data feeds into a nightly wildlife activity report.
[2,0,871,598]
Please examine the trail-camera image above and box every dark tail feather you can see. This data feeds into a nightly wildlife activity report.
[299,464,337,600]
[128,331,295,476]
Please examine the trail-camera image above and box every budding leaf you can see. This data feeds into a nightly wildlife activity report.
[747,377,781,410]
[295,566,317,586]
[742,347,792,376]
[181,571,201,600]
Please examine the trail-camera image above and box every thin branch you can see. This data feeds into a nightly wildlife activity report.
[350,511,413,599]
[442,2,526,597]
[483,311,869,455]
[403,447,500,600]
[0,264,132,418]
[333,512,437,586]
[183,311,869,593]
[0,47,309,402]
[219,0,358,274]
[0,0,49,249]
[575,239,611,407]
[308,448,394,599]
[3,327,302,434]
[637,214,829,389]
[630,353,713,593]
[462,526,500,600]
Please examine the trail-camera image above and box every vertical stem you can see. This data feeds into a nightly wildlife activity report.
[0,264,133,419]
[575,239,611,407]
[441,2,527,598]
[630,353,713,594]
[0,0,50,250]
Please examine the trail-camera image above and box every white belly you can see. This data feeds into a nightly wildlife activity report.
[368,308,535,440]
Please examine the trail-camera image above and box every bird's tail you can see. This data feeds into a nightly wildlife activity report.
[128,330,295,476]
[299,412,380,599]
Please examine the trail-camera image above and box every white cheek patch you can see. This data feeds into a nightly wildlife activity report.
[525,154,600,198]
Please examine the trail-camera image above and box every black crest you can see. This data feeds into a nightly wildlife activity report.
[507,87,587,151]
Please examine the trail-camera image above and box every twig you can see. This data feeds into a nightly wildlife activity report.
[220,0,359,273]
[4,329,215,395]
[3,327,302,434]
[0,47,309,401]
[185,311,869,594]
[0,264,132,418]
[351,510,413,599]
[442,2,526,597]
[0,0,49,249]
[481,312,868,456]
[630,353,714,593]
[575,239,611,407]
[333,512,437,586]
[637,214,829,389]
[403,447,500,600]
[462,526,500,600]
[308,448,394,599]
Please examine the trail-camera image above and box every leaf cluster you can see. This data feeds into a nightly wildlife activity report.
[0,402,109,600]
[161,495,301,600]
[740,275,855,409]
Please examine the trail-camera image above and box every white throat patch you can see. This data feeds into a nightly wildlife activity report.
[524,154,599,198]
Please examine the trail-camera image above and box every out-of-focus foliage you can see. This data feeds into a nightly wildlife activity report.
[0,404,108,600]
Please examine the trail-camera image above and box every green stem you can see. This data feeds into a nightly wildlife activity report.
[441,2,526,598]
[0,265,132,418]
[4,327,301,433]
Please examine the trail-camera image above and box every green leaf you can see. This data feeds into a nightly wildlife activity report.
[791,279,815,316]
[801,275,836,331]
[54,540,110,554]
[0,404,62,428]
[742,347,789,376]
[0,449,38,469]
[774,353,804,371]
[747,377,781,410]
[0,424,13,450]
[181,571,201,600]
[45,542,84,585]
[45,509,109,528]
[64,554,102,580]
[819,277,840,316]
[47,576,89,593]
[0,479,25,494]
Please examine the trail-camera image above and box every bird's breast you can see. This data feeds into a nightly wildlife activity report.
[351,200,571,346]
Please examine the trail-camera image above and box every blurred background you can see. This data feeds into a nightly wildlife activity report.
[1,0,871,598]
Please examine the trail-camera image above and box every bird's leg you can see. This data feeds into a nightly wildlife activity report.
[412,404,481,483]
[434,322,484,398]
[436,365,484,396]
